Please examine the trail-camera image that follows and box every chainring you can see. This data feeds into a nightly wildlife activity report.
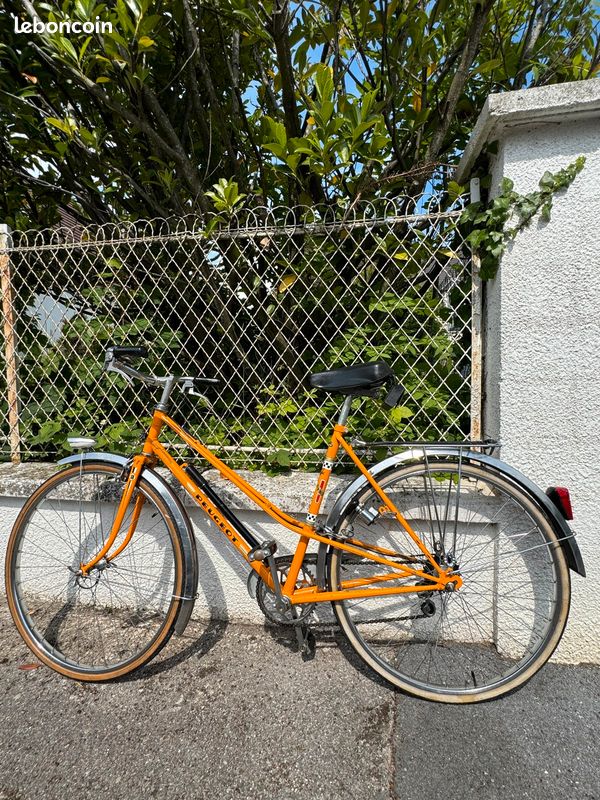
[256,554,317,625]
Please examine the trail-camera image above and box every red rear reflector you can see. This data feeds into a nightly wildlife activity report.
[546,486,573,520]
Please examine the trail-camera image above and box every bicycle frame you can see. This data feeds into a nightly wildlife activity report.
[80,410,462,601]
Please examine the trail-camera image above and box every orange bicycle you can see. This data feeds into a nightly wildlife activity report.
[5,346,584,702]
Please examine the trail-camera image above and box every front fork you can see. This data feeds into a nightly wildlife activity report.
[79,455,147,575]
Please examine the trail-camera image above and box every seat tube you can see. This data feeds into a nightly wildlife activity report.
[285,410,348,595]
[305,397,353,526]
[337,395,353,426]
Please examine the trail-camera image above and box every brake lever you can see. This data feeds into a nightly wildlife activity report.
[103,353,135,386]
[109,366,134,385]
[181,379,214,411]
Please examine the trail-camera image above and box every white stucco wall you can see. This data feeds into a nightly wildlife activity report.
[459,80,600,663]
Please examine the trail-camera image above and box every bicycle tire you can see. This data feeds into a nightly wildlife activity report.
[327,460,571,703]
[6,462,185,681]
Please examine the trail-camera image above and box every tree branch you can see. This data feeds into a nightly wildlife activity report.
[513,1,547,88]
[424,0,496,162]
[270,0,301,139]
[182,0,238,174]
[252,44,279,117]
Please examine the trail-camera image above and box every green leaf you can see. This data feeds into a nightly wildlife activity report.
[278,274,298,293]
[351,118,377,142]
[266,117,287,148]
[447,180,465,202]
[78,36,93,62]
[390,406,414,423]
[206,178,246,213]
[314,63,334,103]
[475,58,503,75]
[59,37,78,62]
[46,117,75,135]
[275,449,291,468]
[30,420,63,444]
[466,229,487,248]
[285,153,302,173]
[262,142,287,160]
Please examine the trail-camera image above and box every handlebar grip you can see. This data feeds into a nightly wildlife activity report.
[110,346,148,359]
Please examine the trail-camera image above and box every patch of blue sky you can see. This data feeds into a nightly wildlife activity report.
[241,0,372,112]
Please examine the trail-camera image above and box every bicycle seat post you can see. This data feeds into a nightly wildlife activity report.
[337,395,353,427]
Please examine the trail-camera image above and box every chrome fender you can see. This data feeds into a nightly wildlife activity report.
[318,448,585,578]
[57,452,199,633]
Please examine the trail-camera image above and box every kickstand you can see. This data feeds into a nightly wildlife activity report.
[291,608,316,661]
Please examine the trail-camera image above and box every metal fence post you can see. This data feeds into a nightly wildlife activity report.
[469,178,483,441]
[470,264,483,441]
[0,224,22,464]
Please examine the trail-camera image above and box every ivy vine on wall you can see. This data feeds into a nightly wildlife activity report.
[461,156,586,279]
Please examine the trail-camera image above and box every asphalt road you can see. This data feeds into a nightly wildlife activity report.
[1,601,599,800]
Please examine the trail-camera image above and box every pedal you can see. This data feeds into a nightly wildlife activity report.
[248,540,277,562]
[295,623,316,662]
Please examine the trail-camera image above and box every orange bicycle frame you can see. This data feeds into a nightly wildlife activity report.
[80,409,462,601]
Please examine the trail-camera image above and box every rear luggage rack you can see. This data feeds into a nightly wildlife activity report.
[351,439,500,456]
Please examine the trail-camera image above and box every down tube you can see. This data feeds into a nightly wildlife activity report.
[183,463,262,550]
[152,439,262,558]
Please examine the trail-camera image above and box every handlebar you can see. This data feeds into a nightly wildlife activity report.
[103,346,219,410]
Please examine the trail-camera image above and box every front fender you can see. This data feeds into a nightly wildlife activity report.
[58,452,199,632]
[321,448,585,577]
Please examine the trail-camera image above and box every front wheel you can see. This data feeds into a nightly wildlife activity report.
[327,460,571,703]
[6,462,185,681]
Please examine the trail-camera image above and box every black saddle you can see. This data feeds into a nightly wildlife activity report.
[309,361,394,396]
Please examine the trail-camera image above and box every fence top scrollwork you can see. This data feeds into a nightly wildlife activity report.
[5,193,468,252]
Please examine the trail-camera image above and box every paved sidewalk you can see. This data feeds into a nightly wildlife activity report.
[1,601,599,800]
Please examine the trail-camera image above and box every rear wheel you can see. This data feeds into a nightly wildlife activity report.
[6,462,185,681]
[328,460,571,703]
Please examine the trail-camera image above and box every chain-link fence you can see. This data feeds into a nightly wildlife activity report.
[0,195,475,468]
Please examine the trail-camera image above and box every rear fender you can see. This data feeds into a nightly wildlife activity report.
[57,452,199,632]
[318,448,585,577]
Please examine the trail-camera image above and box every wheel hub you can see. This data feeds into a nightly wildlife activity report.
[69,558,111,590]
